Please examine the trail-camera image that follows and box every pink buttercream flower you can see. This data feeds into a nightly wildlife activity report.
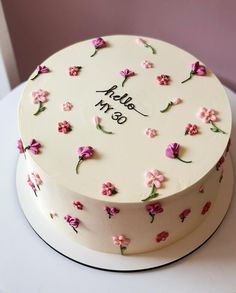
[136,38,156,54]
[31,89,49,116]
[69,66,82,76]
[28,139,41,155]
[197,107,225,134]
[185,123,199,136]
[31,172,43,190]
[27,175,37,196]
[156,231,169,243]
[90,37,106,57]
[142,170,165,201]
[160,98,182,113]
[101,182,117,196]
[165,143,192,163]
[73,201,84,210]
[156,74,170,85]
[93,116,113,134]
[179,208,191,222]
[76,146,94,174]
[17,139,24,154]
[182,61,206,83]
[146,202,164,223]
[112,235,130,255]
[31,65,50,80]
[58,121,72,134]
[141,60,153,69]
[104,206,120,219]
[145,128,157,138]
[64,215,80,233]
[120,69,135,87]
[63,102,73,111]
[201,201,211,215]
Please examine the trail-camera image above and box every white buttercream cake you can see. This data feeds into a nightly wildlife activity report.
[17,35,231,255]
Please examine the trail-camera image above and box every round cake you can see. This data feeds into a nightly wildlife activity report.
[17,35,231,255]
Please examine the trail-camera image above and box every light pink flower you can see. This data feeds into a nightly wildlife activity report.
[92,116,101,126]
[185,123,199,135]
[136,38,146,45]
[112,235,130,247]
[172,98,182,105]
[197,107,217,123]
[27,175,37,196]
[31,172,43,186]
[144,169,165,188]
[156,231,169,243]
[145,128,157,138]
[31,89,49,104]
[58,121,72,134]
[73,201,84,210]
[63,102,73,111]
[141,60,153,68]
[101,182,117,196]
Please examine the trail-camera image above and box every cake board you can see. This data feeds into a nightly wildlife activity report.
[16,155,234,272]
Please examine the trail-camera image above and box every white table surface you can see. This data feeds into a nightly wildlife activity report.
[0,83,236,293]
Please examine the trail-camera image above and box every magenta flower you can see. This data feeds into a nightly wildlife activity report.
[160,97,182,113]
[216,155,225,171]
[69,66,82,76]
[58,120,72,134]
[64,215,80,233]
[101,182,117,196]
[93,116,113,134]
[146,202,164,223]
[156,231,169,243]
[73,201,84,210]
[145,128,157,138]
[31,89,49,116]
[165,143,192,163]
[120,69,135,87]
[17,139,24,154]
[27,175,37,196]
[182,61,206,83]
[142,170,165,201]
[28,139,42,154]
[76,146,94,174]
[112,235,130,255]
[179,208,191,222]
[201,201,211,215]
[104,206,120,219]
[185,123,199,136]
[63,102,73,111]
[156,74,170,85]
[90,37,106,57]
[197,107,225,134]
[31,65,50,80]
[31,172,43,190]
[136,38,156,54]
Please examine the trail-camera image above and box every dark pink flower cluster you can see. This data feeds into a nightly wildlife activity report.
[179,208,191,222]
[146,202,163,223]
[104,206,120,218]
[101,182,117,196]
[156,74,170,85]
[201,201,211,215]
[58,120,72,134]
[73,201,83,210]
[185,123,198,136]
[156,231,169,243]
[69,66,82,76]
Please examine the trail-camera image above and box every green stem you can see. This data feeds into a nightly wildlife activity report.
[210,121,226,134]
[122,76,128,87]
[72,226,78,233]
[149,213,155,223]
[31,72,40,80]
[145,43,156,54]
[34,101,46,116]
[160,102,173,113]
[181,72,194,84]
[176,156,192,164]
[142,184,159,201]
[97,124,113,134]
[76,158,83,174]
[120,245,126,255]
[90,49,98,57]
[37,184,40,191]
[34,190,37,197]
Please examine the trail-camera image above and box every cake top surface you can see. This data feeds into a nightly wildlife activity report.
[18,35,231,203]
